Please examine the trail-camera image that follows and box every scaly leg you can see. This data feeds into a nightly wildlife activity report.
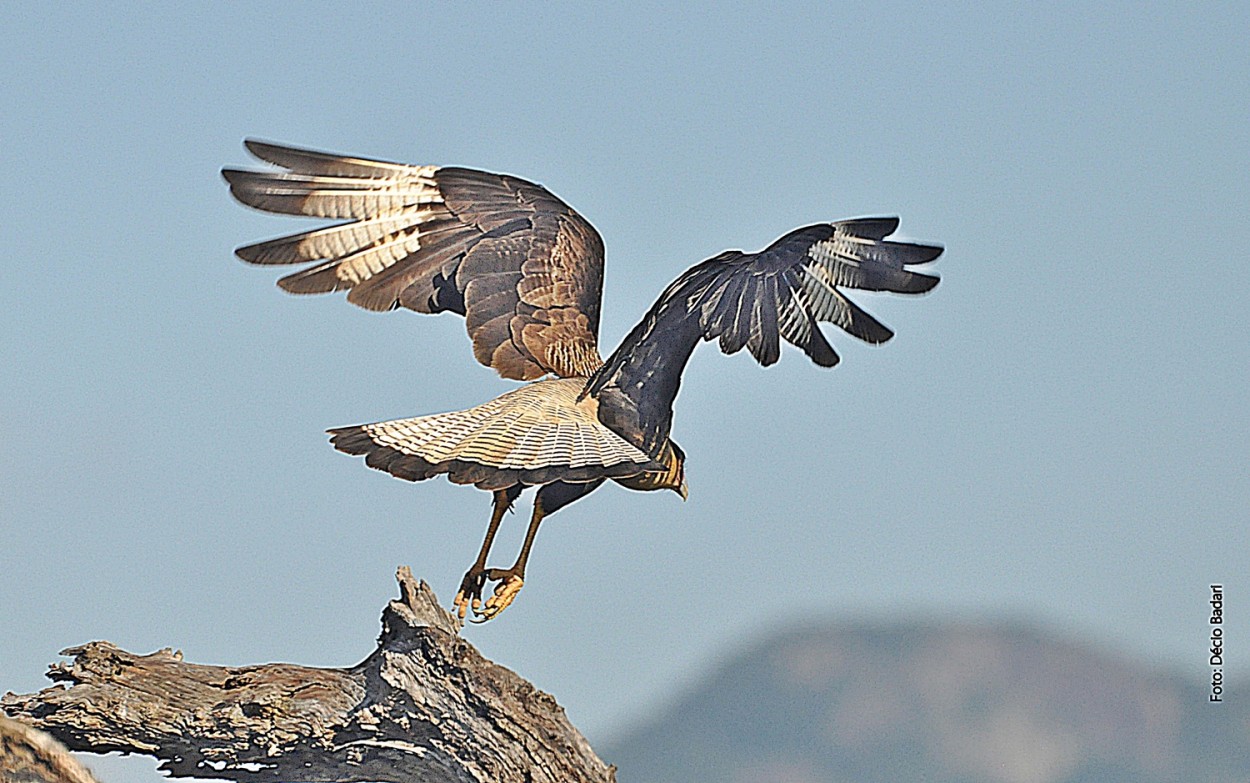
[454,487,519,621]
[473,480,604,622]
[473,496,546,622]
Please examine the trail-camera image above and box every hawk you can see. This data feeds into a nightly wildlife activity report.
[223,140,941,621]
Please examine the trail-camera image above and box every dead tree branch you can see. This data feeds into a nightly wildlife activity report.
[2,568,614,783]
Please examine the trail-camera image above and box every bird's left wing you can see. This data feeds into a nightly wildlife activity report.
[584,219,941,456]
[223,140,605,380]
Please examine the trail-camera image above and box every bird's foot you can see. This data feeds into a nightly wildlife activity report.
[474,571,524,623]
[454,567,488,621]
[453,567,524,623]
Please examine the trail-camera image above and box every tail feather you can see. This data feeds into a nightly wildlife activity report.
[328,379,660,490]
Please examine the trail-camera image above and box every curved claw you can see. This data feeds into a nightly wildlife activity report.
[470,575,525,623]
[454,569,489,621]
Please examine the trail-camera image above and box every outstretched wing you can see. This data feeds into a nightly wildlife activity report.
[222,140,605,380]
[584,219,942,456]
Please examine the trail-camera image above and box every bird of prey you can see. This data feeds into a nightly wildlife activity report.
[223,140,941,622]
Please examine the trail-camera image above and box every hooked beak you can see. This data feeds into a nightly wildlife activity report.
[678,478,689,501]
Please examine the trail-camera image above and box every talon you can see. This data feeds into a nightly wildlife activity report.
[474,574,524,622]
[454,568,490,622]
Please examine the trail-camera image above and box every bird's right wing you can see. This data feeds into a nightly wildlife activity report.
[223,140,606,380]
[584,219,942,456]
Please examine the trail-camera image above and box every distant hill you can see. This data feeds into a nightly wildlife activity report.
[601,620,1246,783]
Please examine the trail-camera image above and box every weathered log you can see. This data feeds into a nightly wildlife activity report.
[2,568,615,783]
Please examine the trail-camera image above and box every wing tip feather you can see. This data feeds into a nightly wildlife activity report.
[243,138,324,168]
[234,243,262,264]
[909,272,941,294]
[902,242,944,266]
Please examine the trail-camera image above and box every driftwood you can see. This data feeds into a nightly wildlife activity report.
[2,568,615,783]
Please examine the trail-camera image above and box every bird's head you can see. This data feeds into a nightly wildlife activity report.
[615,438,688,499]
[670,440,689,501]
[655,438,689,500]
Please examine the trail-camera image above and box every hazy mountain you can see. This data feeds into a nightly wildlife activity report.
[602,620,1246,783]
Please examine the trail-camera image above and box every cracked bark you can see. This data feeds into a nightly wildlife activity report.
[1,568,615,783]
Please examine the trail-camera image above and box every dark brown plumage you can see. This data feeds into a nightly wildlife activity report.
[224,141,605,381]
[224,140,941,621]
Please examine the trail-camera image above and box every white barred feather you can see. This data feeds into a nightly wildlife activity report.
[228,170,442,219]
[238,213,440,265]
[359,379,653,471]
[807,222,940,295]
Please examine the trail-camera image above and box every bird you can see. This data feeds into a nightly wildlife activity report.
[222,140,942,622]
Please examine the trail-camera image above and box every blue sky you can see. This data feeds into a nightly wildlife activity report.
[3,3,1247,779]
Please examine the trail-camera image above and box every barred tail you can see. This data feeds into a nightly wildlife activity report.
[329,380,659,490]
